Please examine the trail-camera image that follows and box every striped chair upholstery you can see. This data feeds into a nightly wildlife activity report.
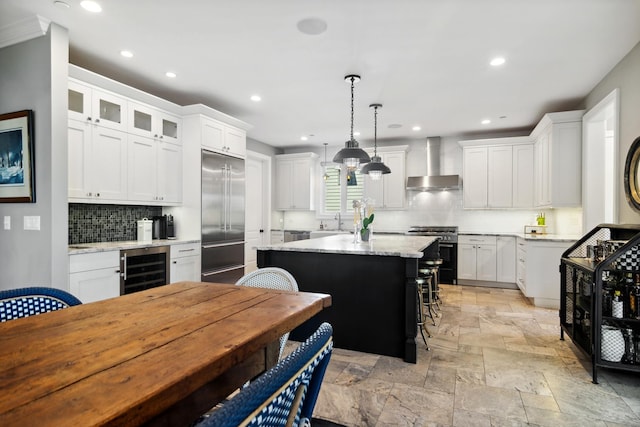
[236,267,300,361]
[197,322,333,427]
[0,287,82,322]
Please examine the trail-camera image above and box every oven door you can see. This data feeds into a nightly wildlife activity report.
[438,242,457,285]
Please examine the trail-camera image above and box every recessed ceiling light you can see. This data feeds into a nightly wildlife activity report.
[490,57,506,67]
[165,72,177,78]
[54,1,70,8]
[80,1,102,13]
[120,50,133,58]
[412,126,421,131]
[250,95,261,102]
[388,124,402,129]
[296,18,328,35]
[300,136,308,141]
[481,119,491,125]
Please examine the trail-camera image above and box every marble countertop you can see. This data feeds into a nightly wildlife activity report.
[68,239,201,255]
[255,234,438,258]
[460,231,579,242]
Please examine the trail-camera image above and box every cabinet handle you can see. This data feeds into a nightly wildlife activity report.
[115,269,120,273]
[179,249,195,253]
[95,118,100,123]
[95,193,100,197]
[172,260,177,264]
[86,117,92,121]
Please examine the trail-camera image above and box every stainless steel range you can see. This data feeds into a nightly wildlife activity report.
[406,226,458,284]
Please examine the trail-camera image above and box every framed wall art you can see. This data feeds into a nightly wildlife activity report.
[0,110,35,203]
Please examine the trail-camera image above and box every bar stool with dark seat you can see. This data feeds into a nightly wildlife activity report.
[419,258,443,323]
[415,276,431,350]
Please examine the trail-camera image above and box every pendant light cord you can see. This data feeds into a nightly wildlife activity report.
[350,76,355,142]
[373,105,378,156]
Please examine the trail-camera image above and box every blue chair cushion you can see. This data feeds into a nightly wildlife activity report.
[0,287,82,322]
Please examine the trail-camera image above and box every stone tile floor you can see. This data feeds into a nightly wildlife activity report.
[304,284,640,426]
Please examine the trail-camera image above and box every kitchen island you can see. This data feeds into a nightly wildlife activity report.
[257,234,438,363]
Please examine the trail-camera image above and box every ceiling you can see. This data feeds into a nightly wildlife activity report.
[2,0,640,149]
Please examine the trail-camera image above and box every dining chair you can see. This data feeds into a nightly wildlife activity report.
[197,322,333,427]
[236,267,300,360]
[0,287,82,322]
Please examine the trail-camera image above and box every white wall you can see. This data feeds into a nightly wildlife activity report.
[0,24,69,290]
[581,41,640,225]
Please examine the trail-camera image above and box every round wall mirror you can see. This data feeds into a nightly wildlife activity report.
[624,136,640,211]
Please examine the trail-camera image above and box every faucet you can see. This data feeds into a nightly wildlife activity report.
[334,213,343,231]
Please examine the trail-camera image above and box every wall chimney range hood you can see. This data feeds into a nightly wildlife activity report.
[406,137,462,191]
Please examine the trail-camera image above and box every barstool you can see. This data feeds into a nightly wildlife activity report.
[415,276,431,350]
[419,259,443,322]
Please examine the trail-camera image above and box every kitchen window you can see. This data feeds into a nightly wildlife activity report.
[322,166,364,215]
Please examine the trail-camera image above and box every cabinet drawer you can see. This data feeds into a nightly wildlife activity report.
[459,235,497,245]
[170,242,201,259]
[70,251,119,273]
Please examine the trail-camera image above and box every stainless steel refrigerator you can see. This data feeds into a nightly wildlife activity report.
[201,149,245,283]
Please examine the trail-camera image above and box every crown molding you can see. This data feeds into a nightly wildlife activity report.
[0,15,51,50]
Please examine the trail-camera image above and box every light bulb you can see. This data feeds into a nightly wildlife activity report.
[344,158,359,169]
[368,170,382,180]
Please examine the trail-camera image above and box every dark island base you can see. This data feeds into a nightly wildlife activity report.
[258,249,419,363]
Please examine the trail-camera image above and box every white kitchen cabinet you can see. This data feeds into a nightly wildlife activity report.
[364,147,407,209]
[460,137,533,209]
[68,118,128,202]
[458,235,497,281]
[516,238,575,308]
[462,145,513,208]
[516,238,527,294]
[487,146,513,208]
[128,101,181,144]
[476,242,497,281]
[531,110,584,208]
[496,236,516,283]
[457,243,477,280]
[69,251,120,303]
[275,153,318,210]
[271,230,284,244]
[128,134,182,204]
[462,147,488,208]
[202,117,246,158]
[170,242,201,283]
[512,144,534,208]
[68,80,127,131]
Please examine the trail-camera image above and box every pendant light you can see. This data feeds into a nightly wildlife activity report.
[322,143,330,181]
[332,74,370,169]
[361,103,391,180]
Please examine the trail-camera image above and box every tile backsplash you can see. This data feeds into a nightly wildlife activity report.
[69,204,162,244]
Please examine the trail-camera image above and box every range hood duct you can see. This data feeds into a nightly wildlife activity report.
[406,137,462,191]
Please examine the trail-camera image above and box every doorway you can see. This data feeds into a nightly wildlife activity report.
[245,151,271,272]
[582,89,619,232]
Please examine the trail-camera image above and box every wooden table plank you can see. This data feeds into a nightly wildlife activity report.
[0,282,331,426]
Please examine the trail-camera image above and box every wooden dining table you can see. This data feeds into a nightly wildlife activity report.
[0,281,331,426]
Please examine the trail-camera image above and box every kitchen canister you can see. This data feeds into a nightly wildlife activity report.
[137,218,153,243]
[601,325,625,362]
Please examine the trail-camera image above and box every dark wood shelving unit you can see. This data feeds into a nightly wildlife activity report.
[560,223,640,383]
